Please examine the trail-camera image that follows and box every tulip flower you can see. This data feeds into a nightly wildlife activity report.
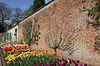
[77,60,80,63]
[64,60,67,63]
[49,64,51,66]
[48,52,51,56]
[80,64,83,66]
[49,60,52,63]
[7,61,11,64]
[57,58,60,61]
[58,64,61,66]
[54,52,56,55]
[33,64,37,66]
[45,49,48,52]
[84,64,87,66]
[44,64,47,66]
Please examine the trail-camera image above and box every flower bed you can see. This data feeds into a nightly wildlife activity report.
[2,45,32,55]
[1,44,88,66]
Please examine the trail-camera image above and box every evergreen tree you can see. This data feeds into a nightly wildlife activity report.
[23,0,45,19]
[33,0,45,13]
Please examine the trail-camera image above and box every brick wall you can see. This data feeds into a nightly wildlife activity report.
[18,0,100,65]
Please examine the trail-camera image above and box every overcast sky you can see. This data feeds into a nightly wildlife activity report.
[0,0,51,11]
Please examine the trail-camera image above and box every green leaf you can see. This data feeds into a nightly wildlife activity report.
[83,6,86,9]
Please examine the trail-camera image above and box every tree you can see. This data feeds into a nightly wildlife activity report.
[33,0,45,13]
[23,0,45,19]
[45,2,80,55]
[23,5,33,19]
[0,2,12,23]
[13,8,23,20]
[0,22,5,32]
[11,19,21,27]
[23,17,41,46]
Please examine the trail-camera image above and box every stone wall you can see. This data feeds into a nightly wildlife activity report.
[18,0,100,65]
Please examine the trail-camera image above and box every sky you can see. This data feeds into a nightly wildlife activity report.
[0,0,51,11]
[0,0,51,24]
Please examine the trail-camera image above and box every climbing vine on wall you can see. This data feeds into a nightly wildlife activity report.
[22,17,41,46]
[83,1,100,27]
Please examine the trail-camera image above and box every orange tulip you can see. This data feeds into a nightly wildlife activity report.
[37,54,39,57]
[12,48,15,50]
[45,49,48,52]
[31,53,33,56]
[54,52,56,55]
[17,53,19,55]
[48,52,51,56]
[41,49,44,52]
[36,50,38,53]
[42,52,44,54]
[3,49,5,52]
[49,49,52,52]
[7,61,11,64]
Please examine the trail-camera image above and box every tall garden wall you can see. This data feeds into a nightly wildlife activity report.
[18,0,100,65]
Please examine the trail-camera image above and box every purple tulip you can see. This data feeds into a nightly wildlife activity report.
[72,60,76,64]
[57,58,60,61]
[77,60,80,63]
[53,62,56,65]
[33,64,37,66]
[80,64,83,66]
[75,63,78,66]
[72,60,75,62]
[58,64,61,66]
[54,60,57,63]
[49,64,51,66]
[53,65,56,66]
[62,63,66,66]
[84,64,87,66]
[62,58,64,60]
[44,64,47,66]
[49,60,52,63]
[69,59,71,61]
[60,60,62,62]
[39,63,42,65]
[69,60,72,64]
[64,60,67,63]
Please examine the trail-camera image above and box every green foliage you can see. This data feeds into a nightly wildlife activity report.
[20,39,24,44]
[7,54,57,66]
[83,6,86,9]
[23,0,45,19]
[95,40,100,45]
[22,17,41,46]
[7,33,9,40]
[0,22,5,32]
[83,1,100,26]
[94,36,100,45]
[9,32,12,41]
[4,35,6,41]
[23,21,32,46]
[33,0,45,13]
